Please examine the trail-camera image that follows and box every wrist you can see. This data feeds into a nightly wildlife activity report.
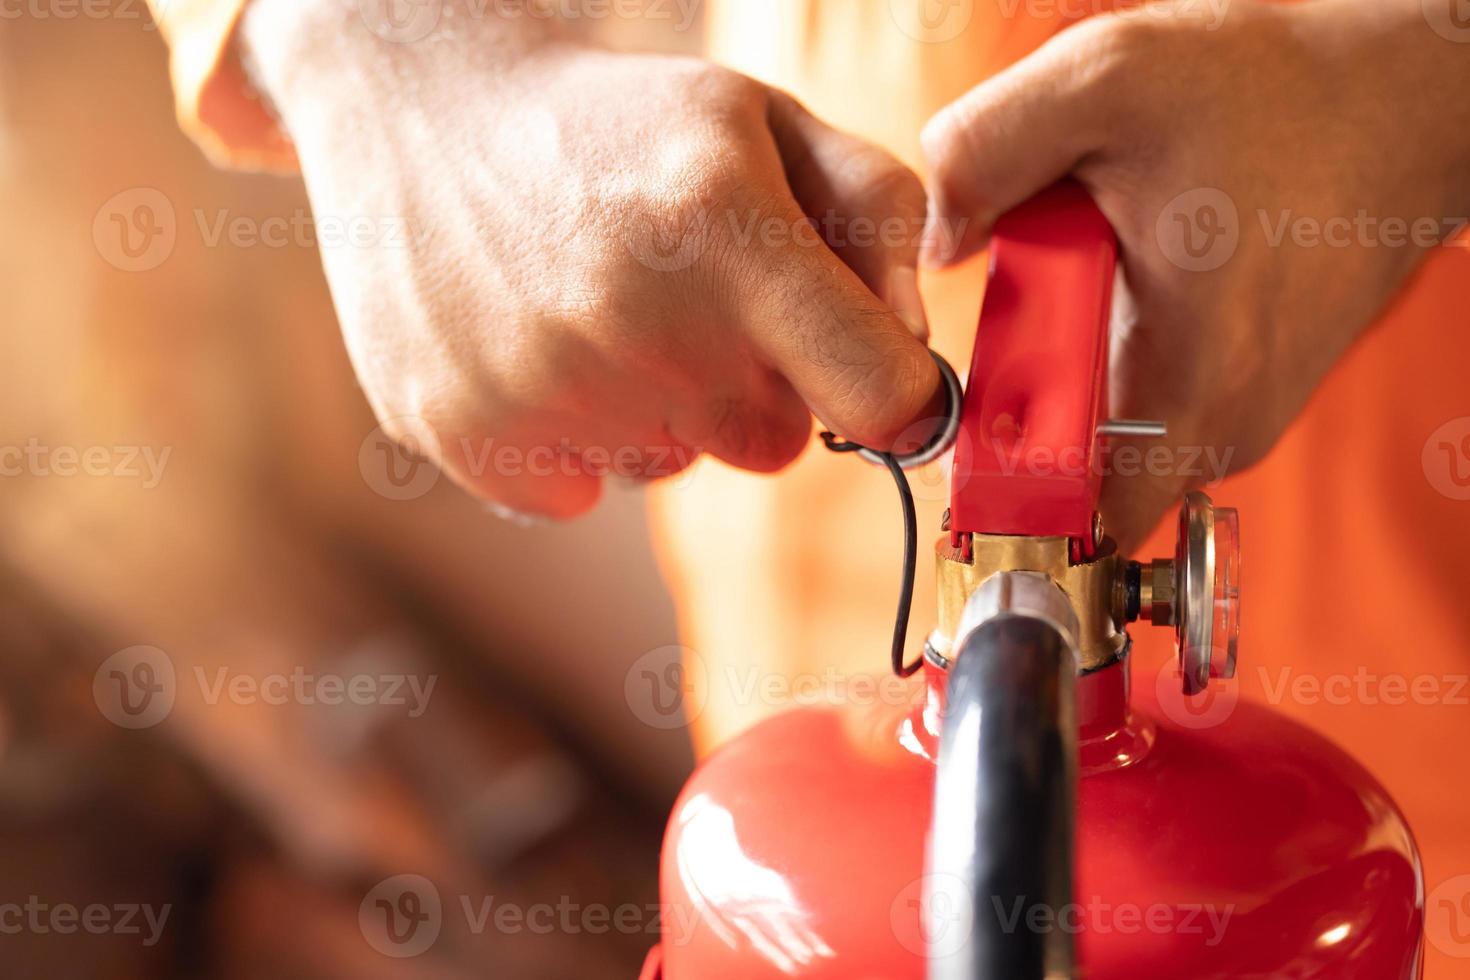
[239,0,564,140]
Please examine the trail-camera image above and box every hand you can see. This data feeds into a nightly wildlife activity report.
[241,0,941,518]
[920,0,1470,550]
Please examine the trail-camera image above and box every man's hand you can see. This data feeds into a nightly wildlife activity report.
[921,0,1470,549]
[242,0,940,517]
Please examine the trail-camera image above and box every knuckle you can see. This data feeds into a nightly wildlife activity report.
[1067,13,1164,96]
[919,104,969,174]
[840,148,927,217]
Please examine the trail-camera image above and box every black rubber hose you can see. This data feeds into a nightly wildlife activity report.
[928,615,1078,980]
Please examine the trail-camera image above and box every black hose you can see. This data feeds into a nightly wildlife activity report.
[928,614,1078,980]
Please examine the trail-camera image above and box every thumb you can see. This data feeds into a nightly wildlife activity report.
[919,18,1119,267]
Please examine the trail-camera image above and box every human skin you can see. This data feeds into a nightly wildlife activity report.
[243,0,1469,544]
[921,0,1470,549]
[240,0,943,519]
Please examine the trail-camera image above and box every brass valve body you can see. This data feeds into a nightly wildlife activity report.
[934,535,1129,672]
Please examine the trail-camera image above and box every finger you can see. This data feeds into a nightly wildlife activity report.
[919,18,1119,267]
[443,435,603,519]
[727,190,944,453]
[388,412,603,520]
[1098,449,1188,555]
[767,92,931,340]
[666,369,813,474]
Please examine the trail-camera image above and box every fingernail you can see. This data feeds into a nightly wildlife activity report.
[887,264,929,341]
[921,198,988,268]
[919,196,951,269]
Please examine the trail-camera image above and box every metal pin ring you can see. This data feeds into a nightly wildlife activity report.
[856,350,963,470]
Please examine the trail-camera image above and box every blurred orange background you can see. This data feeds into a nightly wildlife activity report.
[0,5,695,977]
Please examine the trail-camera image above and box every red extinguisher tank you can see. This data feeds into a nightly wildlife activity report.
[641,184,1424,980]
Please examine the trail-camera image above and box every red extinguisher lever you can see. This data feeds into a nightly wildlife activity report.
[948,181,1118,556]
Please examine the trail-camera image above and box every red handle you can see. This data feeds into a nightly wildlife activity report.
[949,181,1118,554]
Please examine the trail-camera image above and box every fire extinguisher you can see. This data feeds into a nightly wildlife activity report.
[639,182,1424,980]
